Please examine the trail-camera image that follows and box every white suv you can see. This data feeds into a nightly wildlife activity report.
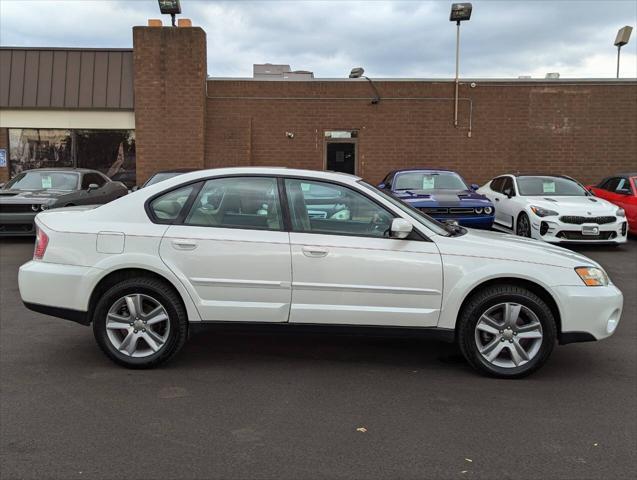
[19,168,623,378]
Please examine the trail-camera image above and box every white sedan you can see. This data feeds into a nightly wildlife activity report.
[478,174,628,244]
[18,168,623,378]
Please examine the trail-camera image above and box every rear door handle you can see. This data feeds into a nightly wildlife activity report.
[171,239,198,251]
[302,246,329,258]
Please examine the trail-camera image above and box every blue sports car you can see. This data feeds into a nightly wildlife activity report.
[378,169,495,229]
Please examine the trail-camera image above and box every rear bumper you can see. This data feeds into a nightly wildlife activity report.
[23,302,90,325]
[0,212,37,236]
[554,284,623,342]
[19,260,100,316]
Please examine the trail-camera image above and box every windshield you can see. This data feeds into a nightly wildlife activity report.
[359,181,452,237]
[145,172,185,187]
[394,171,468,191]
[4,171,79,191]
[517,176,588,196]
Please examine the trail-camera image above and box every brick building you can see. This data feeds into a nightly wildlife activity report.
[1,22,636,187]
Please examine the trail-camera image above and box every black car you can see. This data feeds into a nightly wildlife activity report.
[0,168,128,236]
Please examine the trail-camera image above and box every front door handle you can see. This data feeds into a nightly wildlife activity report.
[495,197,500,202]
[302,246,329,258]
[172,239,198,251]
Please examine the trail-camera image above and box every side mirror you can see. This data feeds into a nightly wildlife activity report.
[390,218,413,239]
[470,183,479,191]
[131,185,139,192]
[504,188,514,198]
[378,183,386,189]
[87,183,99,191]
[444,219,460,227]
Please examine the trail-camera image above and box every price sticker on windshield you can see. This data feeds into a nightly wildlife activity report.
[41,176,52,189]
[421,176,436,189]
[542,181,556,193]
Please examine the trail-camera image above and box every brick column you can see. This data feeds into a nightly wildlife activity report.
[132,25,207,185]
[0,128,9,183]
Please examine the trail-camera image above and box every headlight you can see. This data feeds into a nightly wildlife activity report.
[31,204,40,212]
[575,267,609,287]
[40,204,49,211]
[616,208,625,217]
[474,207,483,214]
[530,205,558,217]
[484,206,493,215]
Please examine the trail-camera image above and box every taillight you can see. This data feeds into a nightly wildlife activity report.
[34,228,49,260]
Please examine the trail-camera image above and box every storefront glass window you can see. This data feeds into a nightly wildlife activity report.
[8,129,73,177]
[8,129,136,188]
[76,130,136,188]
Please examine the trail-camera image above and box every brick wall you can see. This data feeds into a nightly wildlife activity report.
[204,79,637,185]
[133,26,207,185]
[0,128,8,183]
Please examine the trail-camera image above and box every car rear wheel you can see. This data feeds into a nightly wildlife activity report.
[457,284,556,378]
[516,212,532,237]
[92,277,188,368]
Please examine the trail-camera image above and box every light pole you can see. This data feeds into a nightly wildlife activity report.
[614,26,633,78]
[158,0,181,27]
[450,3,472,127]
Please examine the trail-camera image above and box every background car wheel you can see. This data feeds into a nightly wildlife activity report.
[457,284,556,378]
[516,212,532,237]
[92,276,188,368]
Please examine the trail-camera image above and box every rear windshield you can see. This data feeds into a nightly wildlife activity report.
[517,176,588,196]
[4,171,79,191]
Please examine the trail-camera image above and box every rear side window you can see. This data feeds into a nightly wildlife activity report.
[149,185,195,222]
[184,177,282,231]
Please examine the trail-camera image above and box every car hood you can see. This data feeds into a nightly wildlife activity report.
[524,195,617,215]
[393,189,493,207]
[0,189,70,202]
[441,228,600,269]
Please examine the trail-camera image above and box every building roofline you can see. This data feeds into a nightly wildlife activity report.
[208,76,637,84]
[0,46,133,52]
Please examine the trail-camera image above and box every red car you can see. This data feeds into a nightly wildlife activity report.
[587,173,637,235]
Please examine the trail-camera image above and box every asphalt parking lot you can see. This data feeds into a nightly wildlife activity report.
[1,237,635,480]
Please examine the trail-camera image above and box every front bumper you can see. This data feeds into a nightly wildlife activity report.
[554,284,623,342]
[530,217,628,244]
[0,212,37,236]
[430,215,495,229]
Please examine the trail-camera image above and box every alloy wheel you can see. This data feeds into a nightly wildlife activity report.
[474,302,543,368]
[105,294,170,358]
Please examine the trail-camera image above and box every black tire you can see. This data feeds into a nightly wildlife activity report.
[92,276,188,369]
[516,212,532,237]
[457,284,557,378]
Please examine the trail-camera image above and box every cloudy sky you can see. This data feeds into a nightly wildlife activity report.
[1,0,636,79]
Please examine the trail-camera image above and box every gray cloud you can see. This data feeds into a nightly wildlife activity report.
[1,0,635,78]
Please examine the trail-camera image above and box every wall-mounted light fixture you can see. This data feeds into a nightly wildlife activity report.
[349,67,380,105]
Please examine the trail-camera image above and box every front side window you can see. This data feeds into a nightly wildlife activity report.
[82,173,106,189]
[149,185,195,222]
[600,177,620,192]
[185,177,282,231]
[517,176,588,197]
[394,171,468,191]
[3,171,79,191]
[501,177,515,196]
[490,177,505,193]
[285,179,393,238]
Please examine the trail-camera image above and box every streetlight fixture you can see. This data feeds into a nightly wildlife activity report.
[349,67,380,104]
[614,26,633,78]
[450,3,472,127]
[158,0,181,27]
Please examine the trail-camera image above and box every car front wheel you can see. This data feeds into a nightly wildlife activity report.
[516,212,532,238]
[92,277,188,368]
[457,284,557,378]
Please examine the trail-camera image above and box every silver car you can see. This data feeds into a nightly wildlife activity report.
[0,168,128,236]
